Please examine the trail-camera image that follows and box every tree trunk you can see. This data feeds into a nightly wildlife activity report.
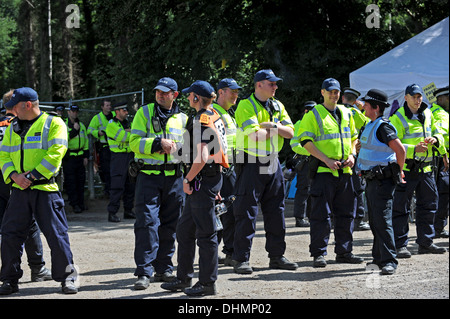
[39,0,53,101]
[19,0,37,89]
[59,0,75,99]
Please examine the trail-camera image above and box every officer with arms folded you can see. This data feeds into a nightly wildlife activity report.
[161,80,228,296]
[297,78,364,268]
[63,104,89,214]
[356,89,406,275]
[106,102,136,222]
[0,87,78,295]
[232,69,298,274]
[390,84,448,257]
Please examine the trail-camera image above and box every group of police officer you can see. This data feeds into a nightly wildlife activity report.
[0,69,448,297]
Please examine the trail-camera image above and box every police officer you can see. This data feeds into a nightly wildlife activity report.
[232,69,298,274]
[297,78,364,268]
[130,78,186,289]
[54,105,65,118]
[63,105,89,214]
[390,84,448,257]
[356,89,406,275]
[0,89,52,285]
[430,86,449,238]
[161,80,227,296]
[213,78,242,265]
[88,99,114,198]
[290,101,316,227]
[106,102,135,222]
[342,87,370,231]
[0,87,78,295]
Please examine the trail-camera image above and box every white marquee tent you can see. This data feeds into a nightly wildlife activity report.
[350,17,449,115]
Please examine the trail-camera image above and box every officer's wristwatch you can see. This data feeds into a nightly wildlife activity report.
[183,178,190,184]
[273,123,278,129]
[25,173,35,182]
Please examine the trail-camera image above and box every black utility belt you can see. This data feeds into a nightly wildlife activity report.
[141,163,180,171]
[241,153,277,166]
[361,166,392,180]
[201,163,221,177]
[29,176,57,186]
[361,163,401,182]
[405,159,431,171]
[186,163,221,178]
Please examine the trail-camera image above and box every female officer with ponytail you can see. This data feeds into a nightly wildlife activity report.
[161,80,228,296]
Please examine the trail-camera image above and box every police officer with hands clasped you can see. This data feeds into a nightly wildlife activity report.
[0,87,78,295]
[356,89,406,275]
[390,84,448,257]
[130,78,187,290]
[0,89,52,290]
[232,69,298,274]
[161,80,228,296]
[297,78,364,268]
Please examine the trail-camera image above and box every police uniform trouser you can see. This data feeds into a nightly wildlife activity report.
[0,181,47,272]
[176,174,222,284]
[0,189,74,282]
[434,168,449,233]
[134,173,184,277]
[393,171,438,248]
[218,171,236,257]
[294,161,311,220]
[63,155,86,209]
[99,145,112,195]
[352,166,366,220]
[309,172,356,257]
[108,152,135,215]
[232,160,286,262]
[365,178,398,268]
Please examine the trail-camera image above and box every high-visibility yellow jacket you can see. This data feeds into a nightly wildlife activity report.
[130,103,187,176]
[88,111,115,146]
[65,118,89,156]
[390,103,446,172]
[235,94,294,158]
[297,104,357,177]
[106,118,132,153]
[430,103,449,156]
[291,119,310,156]
[0,112,68,191]
[213,103,236,163]
[345,103,369,132]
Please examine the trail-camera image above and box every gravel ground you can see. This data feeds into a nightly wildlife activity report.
[1,198,448,304]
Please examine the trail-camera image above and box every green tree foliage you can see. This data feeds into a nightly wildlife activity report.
[0,0,448,119]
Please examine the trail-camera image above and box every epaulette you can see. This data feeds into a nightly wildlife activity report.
[199,113,210,124]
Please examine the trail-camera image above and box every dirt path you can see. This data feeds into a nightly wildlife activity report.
[1,198,448,303]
